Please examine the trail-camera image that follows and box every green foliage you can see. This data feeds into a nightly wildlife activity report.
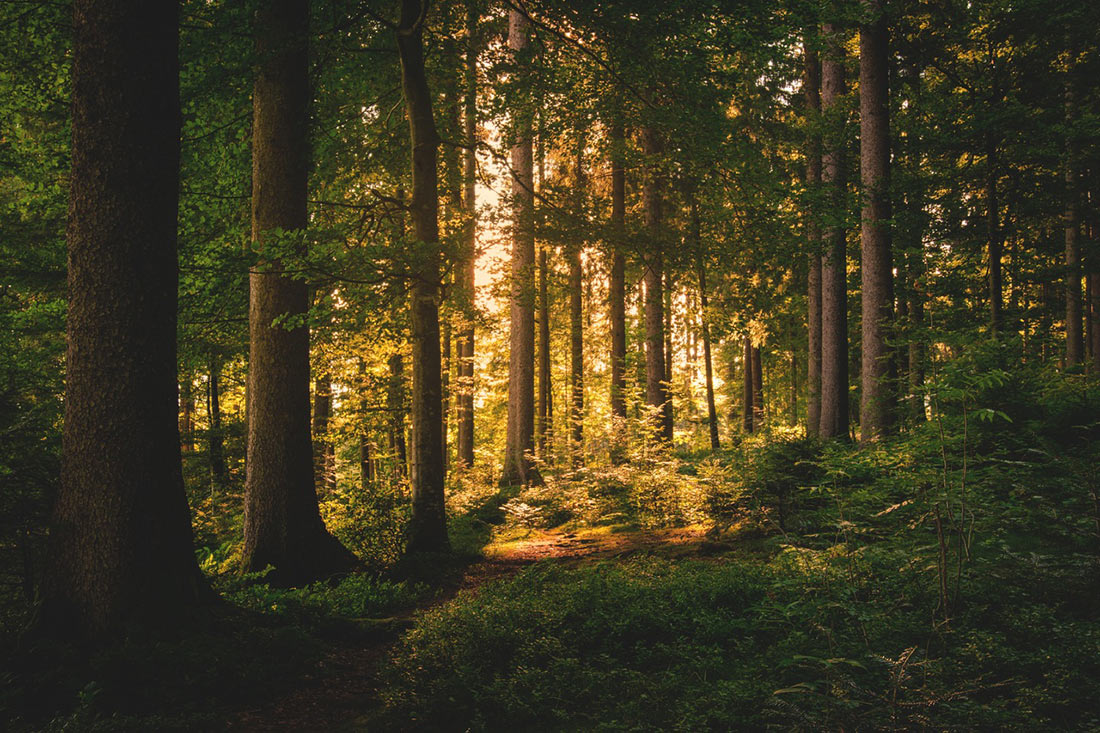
[218,572,431,624]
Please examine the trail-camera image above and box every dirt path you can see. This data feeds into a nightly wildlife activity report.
[228,526,719,730]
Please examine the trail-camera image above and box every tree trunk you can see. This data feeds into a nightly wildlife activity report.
[752,345,764,427]
[789,350,798,425]
[742,335,754,433]
[805,34,823,438]
[642,126,672,442]
[387,353,407,478]
[664,271,675,431]
[569,147,585,465]
[180,374,194,453]
[313,376,335,495]
[818,22,850,440]
[41,0,208,638]
[609,119,628,423]
[208,358,226,487]
[501,9,540,485]
[537,245,552,458]
[694,220,720,451]
[859,1,895,442]
[1064,75,1083,367]
[396,0,448,551]
[242,0,354,583]
[987,133,1003,335]
[455,0,478,469]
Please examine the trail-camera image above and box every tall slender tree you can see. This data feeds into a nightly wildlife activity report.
[608,119,628,425]
[396,0,448,551]
[859,0,895,441]
[501,9,539,484]
[805,36,823,438]
[568,144,585,464]
[642,126,672,441]
[41,0,209,637]
[455,0,478,469]
[242,0,354,582]
[818,21,850,440]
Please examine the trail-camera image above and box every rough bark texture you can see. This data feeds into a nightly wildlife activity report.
[455,0,478,468]
[208,359,226,486]
[397,0,448,551]
[818,22,850,440]
[742,335,754,433]
[242,0,355,583]
[805,36,823,437]
[41,0,208,638]
[609,120,628,422]
[859,1,895,442]
[501,10,539,484]
[642,126,672,442]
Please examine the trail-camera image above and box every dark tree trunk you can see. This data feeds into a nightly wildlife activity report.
[859,1,895,442]
[208,358,226,487]
[568,147,585,465]
[387,353,407,478]
[360,438,374,489]
[609,120,628,423]
[396,0,448,551]
[805,35,823,438]
[642,126,672,442]
[664,271,675,430]
[537,245,552,458]
[1064,77,1083,367]
[789,350,798,425]
[313,376,335,495]
[818,22,850,440]
[752,345,764,426]
[41,0,208,638]
[455,0,478,469]
[742,335,754,433]
[693,214,720,451]
[987,133,1003,335]
[501,9,539,485]
[180,374,194,453]
[242,0,354,583]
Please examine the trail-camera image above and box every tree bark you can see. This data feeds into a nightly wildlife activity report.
[1064,74,1083,367]
[242,0,354,583]
[568,146,585,464]
[208,358,226,487]
[501,9,540,484]
[642,126,672,442]
[752,345,764,427]
[693,212,720,451]
[742,335,754,433]
[609,119,628,423]
[455,0,478,469]
[665,271,675,430]
[537,245,552,458]
[387,353,407,478]
[987,132,1003,335]
[396,0,448,551]
[859,1,895,442]
[313,376,335,495]
[818,22,850,440]
[804,35,823,437]
[41,0,208,638]
[180,374,194,453]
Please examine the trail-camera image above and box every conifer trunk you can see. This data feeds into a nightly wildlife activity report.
[208,359,226,486]
[642,126,672,442]
[313,376,335,495]
[859,0,895,441]
[455,0,478,468]
[609,120,628,422]
[804,36,823,437]
[742,335,754,433]
[41,0,208,638]
[818,22,850,440]
[1064,75,1083,367]
[396,0,448,551]
[568,148,585,464]
[752,345,764,426]
[242,0,355,582]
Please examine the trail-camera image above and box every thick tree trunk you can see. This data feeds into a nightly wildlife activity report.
[243,0,354,582]
[41,0,208,638]
[396,0,448,551]
[208,358,226,487]
[818,22,850,440]
[609,120,628,423]
[313,376,335,495]
[752,345,764,427]
[455,0,478,469]
[742,335,754,433]
[859,1,895,442]
[805,36,823,437]
[642,126,672,442]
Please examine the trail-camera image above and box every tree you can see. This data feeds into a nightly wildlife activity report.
[396,0,448,552]
[859,0,895,441]
[818,21,850,440]
[40,0,208,637]
[568,145,586,464]
[455,0,478,469]
[643,126,672,442]
[804,35,823,438]
[242,0,355,582]
[501,9,540,485]
[608,119,628,426]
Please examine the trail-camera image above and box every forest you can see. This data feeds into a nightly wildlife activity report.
[2,0,1100,729]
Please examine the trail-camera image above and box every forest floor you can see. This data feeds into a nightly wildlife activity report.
[229,524,734,731]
